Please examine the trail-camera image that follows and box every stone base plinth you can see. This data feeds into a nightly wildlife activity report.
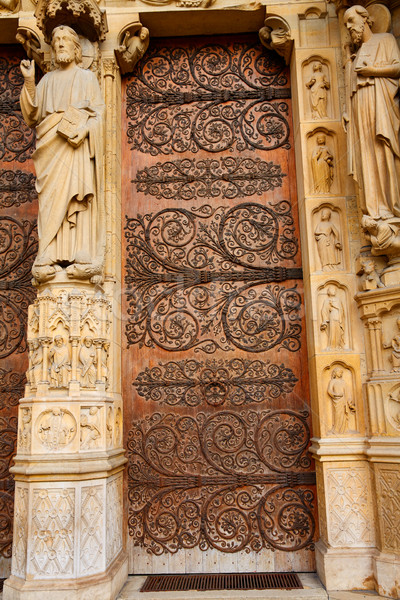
[374,552,400,598]
[3,551,128,600]
[315,541,375,591]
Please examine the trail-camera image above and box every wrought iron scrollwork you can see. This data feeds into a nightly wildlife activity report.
[133,358,298,407]
[0,57,35,163]
[126,41,291,155]
[0,217,38,358]
[133,157,286,202]
[0,369,25,410]
[0,414,17,558]
[0,169,37,209]
[124,203,301,353]
[127,409,315,554]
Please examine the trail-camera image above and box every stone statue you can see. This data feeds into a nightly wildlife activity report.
[80,407,101,449]
[259,24,293,64]
[358,257,384,290]
[320,285,345,350]
[384,318,400,372]
[0,0,18,11]
[314,208,342,271]
[18,408,31,452]
[361,215,400,258]
[27,339,43,386]
[20,25,105,284]
[305,61,330,119]
[115,26,149,75]
[327,367,355,434]
[343,6,400,222]
[49,335,71,388]
[311,134,334,193]
[78,337,97,388]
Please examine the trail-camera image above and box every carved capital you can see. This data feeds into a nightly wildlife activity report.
[115,22,149,76]
[259,16,293,65]
[34,0,108,44]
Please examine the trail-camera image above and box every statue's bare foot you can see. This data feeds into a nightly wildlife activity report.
[66,262,101,281]
[32,264,57,283]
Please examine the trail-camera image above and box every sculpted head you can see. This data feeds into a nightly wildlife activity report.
[317,133,327,146]
[52,25,82,66]
[344,6,373,45]
[321,208,331,221]
[313,61,323,72]
[332,367,343,379]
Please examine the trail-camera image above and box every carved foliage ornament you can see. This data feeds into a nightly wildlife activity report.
[128,409,315,555]
[34,0,108,43]
[126,41,290,156]
[133,358,298,407]
[124,203,301,353]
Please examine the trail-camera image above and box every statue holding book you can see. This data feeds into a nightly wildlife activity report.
[20,25,105,283]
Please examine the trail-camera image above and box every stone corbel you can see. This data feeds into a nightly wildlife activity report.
[259,15,293,65]
[34,0,108,44]
[115,22,149,76]
[16,26,47,72]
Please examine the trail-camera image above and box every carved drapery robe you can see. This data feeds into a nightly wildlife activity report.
[20,65,105,267]
[348,33,400,219]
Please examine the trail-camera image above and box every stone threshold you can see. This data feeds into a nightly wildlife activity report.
[117,574,389,600]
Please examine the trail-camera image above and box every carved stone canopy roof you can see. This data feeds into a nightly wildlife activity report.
[34,0,108,44]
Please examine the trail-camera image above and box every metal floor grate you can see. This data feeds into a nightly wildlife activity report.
[140,572,303,592]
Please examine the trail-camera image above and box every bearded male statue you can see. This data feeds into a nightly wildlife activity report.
[20,26,105,283]
[343,5,400,223]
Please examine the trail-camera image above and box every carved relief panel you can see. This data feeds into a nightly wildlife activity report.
[306,129,339,196]
[123,35,317,573]
[303,57,332,121]
[0,46,38,565]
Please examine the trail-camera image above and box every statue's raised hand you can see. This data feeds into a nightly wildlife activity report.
[20,59,35,80]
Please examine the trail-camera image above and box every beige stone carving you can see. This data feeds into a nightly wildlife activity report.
[311,134,334,193]
[115,407,122,448]
[20,26,106,284]
[375,465,400,553]
[343,6,400,222]
[49,335,71,388]
[0,0,18,11]
[78,337,97,388]
[320,285,345,350]
[115,24,149,75]
[361,215,400,258]
[80,485,104,575]
[18,408,32,453]
[314,208,342,271]
[37,408,76,451]
[27,339,43,387]
[327,367,356,434]
[387,387,400,429]
[12,486,28,579]
[106,406,113,447]
[80,407,101,450]
[16,27,46,72]
[31,487,75,575]
[259,17,293,65]
[326,465,375,547]
[305,60,330,119]
[383,318,400,372]
[106,475,123,566]
[358,257,384,290]
[34,0,108,44]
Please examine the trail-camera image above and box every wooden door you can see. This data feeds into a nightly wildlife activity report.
[122,34,317,574]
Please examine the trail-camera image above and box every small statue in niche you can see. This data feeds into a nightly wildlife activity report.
[80,407,101,450]
[115,26,149,75]
[49,335,71,388]
[383,318,400,372]
[327,367,356,434]
[320,285,345,350]
[314,208,342,271]
[18,407,31,452]
[311,134,334,194]
[343,5,400,224]
[358,257,384,290]
[78,337,97,388]
[27,339,43,386]
[305,61,330,119]
[20,25,105,284]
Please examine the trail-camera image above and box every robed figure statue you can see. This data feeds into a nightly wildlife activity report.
[343,6,400,222]
[20,25,105,283]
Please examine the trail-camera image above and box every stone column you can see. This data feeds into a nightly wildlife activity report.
[265,0,376,590]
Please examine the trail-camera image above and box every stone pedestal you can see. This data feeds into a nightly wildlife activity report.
[3,276,127,600]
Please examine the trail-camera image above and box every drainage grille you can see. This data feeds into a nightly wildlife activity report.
[141,572,303,592]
